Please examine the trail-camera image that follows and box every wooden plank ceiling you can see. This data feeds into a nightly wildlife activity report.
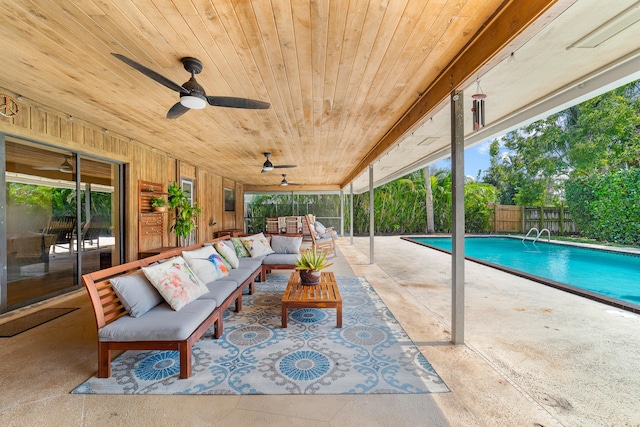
[0,0,554,190]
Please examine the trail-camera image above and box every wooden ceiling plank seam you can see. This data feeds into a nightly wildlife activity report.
[191,0,263,99]
[0,1,171,123]
[309,0,330,163]
[290,0,314,149]
[326,0,421,158]
[251,0,301,152]
[86,0,197,112]
[269,0,309,146]
[213,0,294,149]
[322,0,371,163]
[331,0,394,167]
[204,0,276,104]
[342,0,471,152]
[335,0,415,159]
[195,0,281,159]
[183,2,269,145]
[334,0,369,170]
[123,0,194,67]
[337,0,439,150]
[350,0,496,160]
[320,0,351,152]
[341,0,558,186]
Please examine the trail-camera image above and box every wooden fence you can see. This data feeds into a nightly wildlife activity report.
[489,204,577,235]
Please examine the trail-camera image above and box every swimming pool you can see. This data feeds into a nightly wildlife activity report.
[404,236,640,313]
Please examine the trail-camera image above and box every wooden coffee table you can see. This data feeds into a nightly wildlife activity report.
[281,271,342,328]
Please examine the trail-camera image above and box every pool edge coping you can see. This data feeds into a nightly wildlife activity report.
[401,235,640,315]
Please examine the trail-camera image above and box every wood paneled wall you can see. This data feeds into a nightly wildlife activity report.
[0,88,245,262]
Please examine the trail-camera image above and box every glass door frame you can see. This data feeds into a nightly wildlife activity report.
[0,133,124,314]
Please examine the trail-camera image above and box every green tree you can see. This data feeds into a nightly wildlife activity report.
[483,80,640,206]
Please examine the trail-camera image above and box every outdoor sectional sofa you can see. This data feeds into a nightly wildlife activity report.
[82,233,301,379]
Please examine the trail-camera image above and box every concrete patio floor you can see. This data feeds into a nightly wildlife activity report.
[1,236,638,426]
[345,236,640,426]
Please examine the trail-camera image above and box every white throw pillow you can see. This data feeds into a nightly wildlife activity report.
[314,221,327,234]
[214,242,240,269]
[182,245,229,283]
[240,232,275,257]
[141,256,208,311]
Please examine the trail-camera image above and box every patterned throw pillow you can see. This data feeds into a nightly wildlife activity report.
[240,232,275,257]
[214,242,240,269]
[231,237,251,258]
[141,256,208,311]
[182,245,229,283]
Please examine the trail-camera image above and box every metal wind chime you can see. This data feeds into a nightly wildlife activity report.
[471,79,486,131]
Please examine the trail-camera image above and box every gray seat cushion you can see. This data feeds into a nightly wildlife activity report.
[228,268,254,286]
[238,258,263,271]
[98,299,218,342]
[262,253,299,265]
[199,280,237,307]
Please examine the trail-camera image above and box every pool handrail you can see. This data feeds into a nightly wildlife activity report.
[533,228,551,243]
[523,227,539,242]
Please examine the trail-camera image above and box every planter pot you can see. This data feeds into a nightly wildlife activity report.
[299,270,321,286]
[152,206,167,212]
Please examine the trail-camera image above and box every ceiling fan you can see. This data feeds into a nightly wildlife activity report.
[261,152,297,173]
[280,174,301,187]
[33,156,73,173]
[112,53,270,119]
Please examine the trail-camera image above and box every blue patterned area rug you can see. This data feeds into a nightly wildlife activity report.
[72,276,449,395]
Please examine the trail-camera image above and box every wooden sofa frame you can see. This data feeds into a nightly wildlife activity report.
[82,244,258,379]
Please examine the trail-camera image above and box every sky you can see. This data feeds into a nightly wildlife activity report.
[433,140,493,180]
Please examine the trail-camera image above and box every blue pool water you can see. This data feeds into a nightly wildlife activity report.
[407,236,640,308]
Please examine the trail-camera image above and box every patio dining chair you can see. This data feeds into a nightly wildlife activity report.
[303,214,336,257]
[265,217,280,234]
[285,216,301,234]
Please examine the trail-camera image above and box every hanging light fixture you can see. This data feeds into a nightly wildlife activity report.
[262,152,274,172]
[280,174,288,186]
[471,79,486,131]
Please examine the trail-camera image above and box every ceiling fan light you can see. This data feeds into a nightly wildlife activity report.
[60,158,73,173]
[280,178,288,186]
[180,95,207,109]
[263,159,274,171]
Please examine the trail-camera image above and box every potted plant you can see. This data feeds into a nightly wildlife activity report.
[150,195,167,212]
[295,247,333,285]
[167,181,202,246]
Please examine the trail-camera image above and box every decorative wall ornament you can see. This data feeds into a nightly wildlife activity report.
[471,80,486,131]
[0,94,20,117]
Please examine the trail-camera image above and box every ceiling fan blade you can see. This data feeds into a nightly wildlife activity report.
[167,102,190,119]
[112,53,189,94]
[206,96,270,109]
[273,165,297,169]
[33,166,61,171]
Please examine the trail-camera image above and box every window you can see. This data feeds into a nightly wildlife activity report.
[224,187,235,212]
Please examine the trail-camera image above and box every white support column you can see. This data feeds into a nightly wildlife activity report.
[340,190,344,236]
[369,164,374,264]
[350,182,354,245]
[451,90,465,344]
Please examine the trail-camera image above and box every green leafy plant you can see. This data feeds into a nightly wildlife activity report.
[150,195,167,208]
[167,181,202,245]
[295,248,333,271]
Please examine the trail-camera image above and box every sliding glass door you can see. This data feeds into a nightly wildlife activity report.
[2,137,122,313]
